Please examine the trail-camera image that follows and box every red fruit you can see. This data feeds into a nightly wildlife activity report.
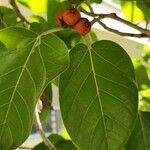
[62,7,81,26]
[73,18,91,36]
[55,10,65,26]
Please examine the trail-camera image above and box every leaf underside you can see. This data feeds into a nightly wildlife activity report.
[60,41,138,150]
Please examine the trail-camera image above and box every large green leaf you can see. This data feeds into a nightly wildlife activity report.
[126,111,150,150]
[0,27,69,149]
[60,41,138,150]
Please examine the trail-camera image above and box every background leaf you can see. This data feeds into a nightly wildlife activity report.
[30,15,49,34]
[133,59,150,91]
[136,0,150,21]
[17,0,47,13]
[0,6,17,27]
[60,40,138,150]
[121,1,144,24]
[55,29,81,49]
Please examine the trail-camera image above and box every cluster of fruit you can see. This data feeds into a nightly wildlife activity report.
[56,7,91,36]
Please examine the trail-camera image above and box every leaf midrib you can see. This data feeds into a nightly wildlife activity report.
[88,47,109,149]
[0,37,38,142]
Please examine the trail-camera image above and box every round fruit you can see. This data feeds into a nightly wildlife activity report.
[55,10,65,27]
[62,7,81,26]
[73,18,91,36]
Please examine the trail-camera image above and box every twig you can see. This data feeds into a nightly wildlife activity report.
[19,146,31,149]
[9,0,30,25]
[145,21,149,29]
[81,8,150,38]
[98,21,147,38]
[34,106,56,150]
[0,10,6,27]
[86,1,94,14]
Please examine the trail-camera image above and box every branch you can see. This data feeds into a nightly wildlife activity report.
[9,0,30,25]
[19,146,31,149]
[86,1,94,14]
[98,21,147,38]
[34,106,56,150]
[81,8,150,38]
[0,10,6,27]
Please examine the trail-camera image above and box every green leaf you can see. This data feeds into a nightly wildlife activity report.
[0,6,17,27]
[133,59,150,91]
[30,23,46,34]
[121,1,144,24]
[33,134,77,150]
[49,134,65,143]
[68,0,102,4]
[92,0,102,3]
[0,27,69,149]
[112,0,121,5]
[136,0,150,21]
[30,15,49,34]
[17,0,47,13]
[60,40,138,150]
[139,89,150,112]
[30,15,47,24]
[126,111,150,150]
[55,140,77,150]
[89,31,98,43]
[55,29,81,49]
[68,0,85,4]
[39,109,49,121]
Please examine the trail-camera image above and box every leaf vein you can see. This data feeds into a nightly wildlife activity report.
[99,89,133,117]
[95,73,136,97]
[66,70,92,123]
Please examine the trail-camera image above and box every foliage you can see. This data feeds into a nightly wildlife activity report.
[33,134,76,150]
[0,0,149,150]
[60,41,138,149]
